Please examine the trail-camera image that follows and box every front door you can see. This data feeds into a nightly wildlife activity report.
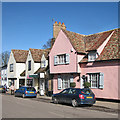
[40,79,44,95]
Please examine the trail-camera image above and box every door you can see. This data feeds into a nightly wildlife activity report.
[40,79,44,95]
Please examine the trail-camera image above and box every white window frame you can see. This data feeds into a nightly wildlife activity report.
[10,64,13,72]
[88,52,97,62]
[88,73,100,89]
[54,53,70,65]
[58,75,73,90]
[41,60,46,68]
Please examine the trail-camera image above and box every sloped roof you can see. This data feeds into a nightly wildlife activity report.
[62,29,86,54]
[12,49,29,63]
[80,28,119,62]
[34,66,48,74]
[96,28,119,61]
[85,30,114,51]
[62,28,119,62]
[30,48,50,63]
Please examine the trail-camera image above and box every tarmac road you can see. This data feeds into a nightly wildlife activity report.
[1,94,118,118]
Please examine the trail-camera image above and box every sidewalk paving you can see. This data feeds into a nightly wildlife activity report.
[37,95,119,110]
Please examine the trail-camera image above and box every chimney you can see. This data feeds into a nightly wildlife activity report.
[53,21,66,39]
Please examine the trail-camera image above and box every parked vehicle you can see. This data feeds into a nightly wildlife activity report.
[52,88,96,107]
[0,85,6,93]
[14,86,37,98]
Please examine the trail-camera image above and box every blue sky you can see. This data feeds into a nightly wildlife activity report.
[2,2,118,52]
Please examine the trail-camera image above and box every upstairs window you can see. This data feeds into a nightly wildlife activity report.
[88,51,97,62]
[28,60,31,71]
[54,54,70,65]
[41,61,46,68]
[10,64,13,72]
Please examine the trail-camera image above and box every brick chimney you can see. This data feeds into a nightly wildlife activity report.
[53,21,66,39]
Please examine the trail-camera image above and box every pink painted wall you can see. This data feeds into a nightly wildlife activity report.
[49,30,78,74]
[80,60,120,100]
[53,74,80,94]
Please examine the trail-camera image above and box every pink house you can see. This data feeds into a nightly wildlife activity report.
[49,21,120,100]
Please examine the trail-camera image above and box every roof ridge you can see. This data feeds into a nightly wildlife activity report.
[12,49,28,51]
[85,28,118,36]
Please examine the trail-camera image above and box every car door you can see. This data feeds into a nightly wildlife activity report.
[59,89,69,103]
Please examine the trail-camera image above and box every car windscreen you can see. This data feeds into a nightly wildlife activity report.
[27,87,36,91]
[81,89,93,95]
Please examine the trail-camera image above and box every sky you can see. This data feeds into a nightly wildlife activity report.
[2,2,118,52]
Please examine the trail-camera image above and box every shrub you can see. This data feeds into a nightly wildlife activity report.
[83,82,91,88]
[70,82,76,88]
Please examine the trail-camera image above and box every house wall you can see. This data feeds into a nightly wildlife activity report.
[1,68,8,87]
[16,63,26,89]
[49,30,78,74]
[53,74,80,94]
[80,60,120,100]
[7,51,16,78]
[26,50,35,76]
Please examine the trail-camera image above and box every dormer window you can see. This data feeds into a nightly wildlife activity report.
[88,51,97,62]
[41,61,46,68]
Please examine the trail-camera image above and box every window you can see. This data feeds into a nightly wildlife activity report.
[28,61,31,71]
[54,54,70,65]
[88,52,97,62]
[88,73,104,89]
[58,75,73,90]
[41,61,46,68]
[10,64,13,72]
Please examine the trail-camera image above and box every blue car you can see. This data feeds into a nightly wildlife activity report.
[14,86,37,98]
[52,88,96,107]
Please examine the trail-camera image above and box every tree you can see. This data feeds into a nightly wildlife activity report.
[42,38,55,49]
[1,51,10,66]
[42,39,51,49]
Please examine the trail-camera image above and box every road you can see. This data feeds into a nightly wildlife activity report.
[1,94,118,118]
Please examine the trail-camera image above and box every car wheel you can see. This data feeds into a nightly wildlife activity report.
[22,94,25,98]
[53,97,58,104]
[72,99,78,107]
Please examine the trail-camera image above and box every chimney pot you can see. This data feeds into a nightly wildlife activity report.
[59,22,61,24]
[55,21,57,24]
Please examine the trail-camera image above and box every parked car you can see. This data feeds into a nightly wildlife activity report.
[0,85,6,93]
[52,88,96,107]
[14,86,37,98]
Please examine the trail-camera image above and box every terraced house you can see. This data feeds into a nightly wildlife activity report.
[25,48,50,95]
[49,21,120,100]
[7,49,28,89]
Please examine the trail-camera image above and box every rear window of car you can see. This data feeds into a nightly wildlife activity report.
[27,87,36,91]
[0,86,3,88]
[81,89,93,94]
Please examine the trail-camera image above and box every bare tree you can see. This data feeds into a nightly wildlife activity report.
[1,51,10,66]
[42,38,55,49]
[42,39,51,49]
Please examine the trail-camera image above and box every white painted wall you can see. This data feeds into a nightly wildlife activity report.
[77,54,85,73]
[34,63,40,73]
[16,63,26,88]
[7,51,16,78]
[1,68,8,87]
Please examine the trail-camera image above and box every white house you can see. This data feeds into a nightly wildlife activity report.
[1,65,8,87]
[25,48,50,95]
[7,49,28,89]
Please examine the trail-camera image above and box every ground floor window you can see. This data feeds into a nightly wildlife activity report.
[58,74,73,90]
[87,73,104,89]
[27,79,33,87]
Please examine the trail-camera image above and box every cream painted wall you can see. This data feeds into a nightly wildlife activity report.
[7,51,16,78]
